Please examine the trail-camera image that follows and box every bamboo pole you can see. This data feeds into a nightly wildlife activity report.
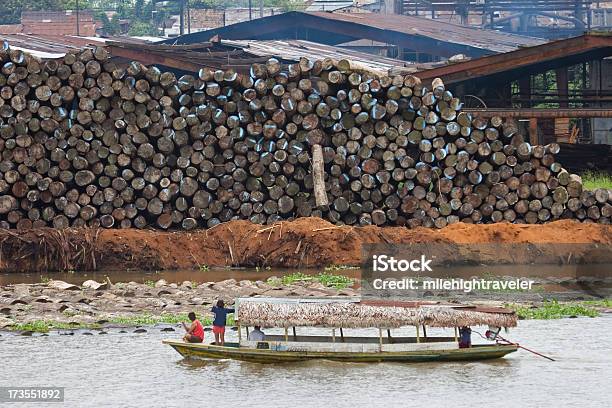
[416,325,420,343]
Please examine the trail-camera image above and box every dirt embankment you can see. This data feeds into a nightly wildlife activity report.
[99,218,612,270]
[0,218,610,272]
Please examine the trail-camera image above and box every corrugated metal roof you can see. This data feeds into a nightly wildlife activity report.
[307,11,545,53]
[0,34,157,58]
[222,39,436,74]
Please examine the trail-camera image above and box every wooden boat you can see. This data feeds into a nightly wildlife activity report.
[164,297,519,363]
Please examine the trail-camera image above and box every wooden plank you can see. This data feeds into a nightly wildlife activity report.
[529,117,539,145]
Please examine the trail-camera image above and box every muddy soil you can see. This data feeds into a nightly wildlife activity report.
[1,218,611,272]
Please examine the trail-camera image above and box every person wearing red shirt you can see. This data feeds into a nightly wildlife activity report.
[182,312,204,343]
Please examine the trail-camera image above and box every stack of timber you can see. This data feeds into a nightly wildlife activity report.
[0,46,610,230]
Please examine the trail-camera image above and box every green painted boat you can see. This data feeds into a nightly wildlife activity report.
[164,297,521,364]
[163,339,518,363]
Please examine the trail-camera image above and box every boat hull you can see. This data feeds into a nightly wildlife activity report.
[163,340,518,363]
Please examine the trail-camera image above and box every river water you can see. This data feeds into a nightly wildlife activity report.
[2,263,611,286]
[1,316,610,408]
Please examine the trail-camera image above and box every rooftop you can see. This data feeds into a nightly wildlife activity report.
[416,31,612,84]
[235,297,518,329]
[107,38,439,74]
[162,11,545,57]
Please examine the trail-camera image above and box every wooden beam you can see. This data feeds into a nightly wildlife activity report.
[529,117,539,145]
[556,67,569,108]
[106,45,202,72]
[417,34,612,83]
[518,76,532,108]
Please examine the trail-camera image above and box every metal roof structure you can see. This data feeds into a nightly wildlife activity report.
[222,39,438,74]
[107,38,439,75]
[415,32,612,85]
[0,34,158,59]
[162,11,545,58]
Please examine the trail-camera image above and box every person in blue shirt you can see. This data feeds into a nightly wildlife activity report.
[211,299,235,346]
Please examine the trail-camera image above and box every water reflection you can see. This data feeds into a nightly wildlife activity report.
[177,358,233,371]
[2,263,610,286]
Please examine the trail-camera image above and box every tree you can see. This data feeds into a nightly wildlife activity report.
[98,12,122,35]
[128,19,157,35]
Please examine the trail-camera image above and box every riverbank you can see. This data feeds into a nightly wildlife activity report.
[1,277,610,333]
[1,218,611,272]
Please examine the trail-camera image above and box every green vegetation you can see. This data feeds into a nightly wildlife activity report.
[581,299,612,308]
[9,320,100,333]
[107,312,235,326]
[268,272,354,289]
[508,300,600,320]
[144,280,156,287]
[199,264,209,271]
[580,172,612,191]
[7,312,236,333]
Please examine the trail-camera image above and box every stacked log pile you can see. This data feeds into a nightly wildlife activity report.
[0,46,610,230]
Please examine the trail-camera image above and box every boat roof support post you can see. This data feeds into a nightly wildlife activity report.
[332,328,336,343]
[292,326,297,340]
[416,325,420,343]
[284,327,289,342]
[238,324,242,343]
[378,328,383,351]
[454,327,458,342]
[340,327,344,342]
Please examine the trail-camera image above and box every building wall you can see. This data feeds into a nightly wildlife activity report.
[21,10,96,36]
[591,59,612,145]
[184,7,282,32]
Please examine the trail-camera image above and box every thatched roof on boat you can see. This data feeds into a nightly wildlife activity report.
[235,298,517,329]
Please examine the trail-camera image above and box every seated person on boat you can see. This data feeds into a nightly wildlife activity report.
[248,326,266,341]
[182,312,204,343]
[458,326,472,348]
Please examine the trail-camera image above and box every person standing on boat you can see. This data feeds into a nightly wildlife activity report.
[248,326,266,341]
[458,326,472,348]
[211,300,235,346]
[182,312,204,343]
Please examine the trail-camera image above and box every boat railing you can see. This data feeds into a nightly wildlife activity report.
[242,335,457,344]
[238,338,461,353]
